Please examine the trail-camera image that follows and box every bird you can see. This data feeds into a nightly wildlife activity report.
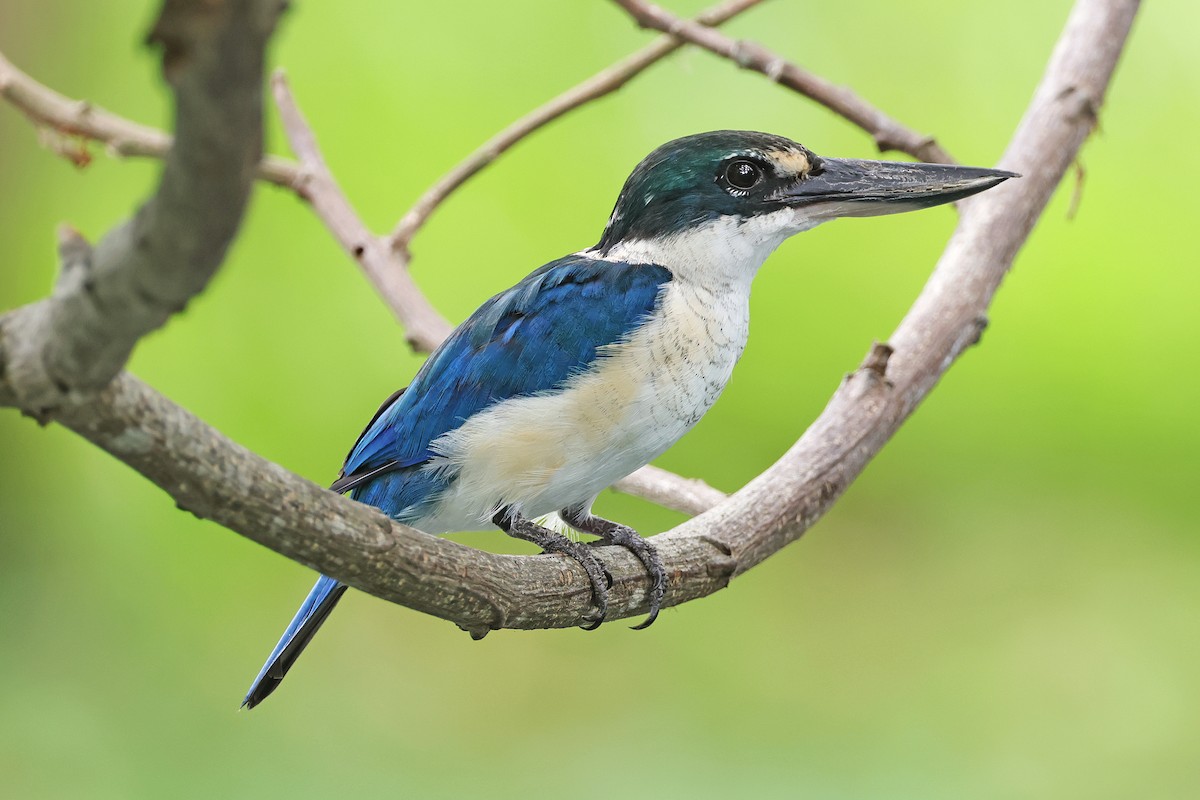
[242,130,1015,708]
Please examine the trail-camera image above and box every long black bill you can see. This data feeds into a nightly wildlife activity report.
[779,158,1018,217]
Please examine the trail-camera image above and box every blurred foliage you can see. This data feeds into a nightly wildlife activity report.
[1,1,1198,798]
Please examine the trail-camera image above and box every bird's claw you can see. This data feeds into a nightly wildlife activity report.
[494,509,611,630]
[550,539,610,631]
[579,609,606,631]
[597,526,665,630]
[629,564,665,630]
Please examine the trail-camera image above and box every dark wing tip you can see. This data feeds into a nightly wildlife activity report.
[330,459,402,494]
[241,678,280,710]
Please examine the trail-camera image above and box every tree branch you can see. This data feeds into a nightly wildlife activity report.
[0,48,297,186]
[610,0,956,164]
[2,0,282,416]
[0,0,1140,633]
[612,465,726,517]
[270,71,454,352]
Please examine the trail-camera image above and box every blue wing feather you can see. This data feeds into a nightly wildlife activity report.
[338,254,671,518]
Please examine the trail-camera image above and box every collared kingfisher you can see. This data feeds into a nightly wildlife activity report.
[242,130,1014,708]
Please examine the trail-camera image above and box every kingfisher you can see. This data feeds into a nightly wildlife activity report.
[242,130,1014,708]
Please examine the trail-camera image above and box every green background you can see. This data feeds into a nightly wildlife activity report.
[2,1,1197,797]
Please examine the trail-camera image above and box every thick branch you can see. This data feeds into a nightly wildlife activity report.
[0,0,1139,633]
[2,0,281,415]
[0,362,729,636]
[611,0,955,163]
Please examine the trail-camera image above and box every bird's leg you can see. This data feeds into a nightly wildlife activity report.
[492,507,611,630]
[560,505,666,630]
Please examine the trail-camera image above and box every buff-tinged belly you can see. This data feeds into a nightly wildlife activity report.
[419,283,748,530]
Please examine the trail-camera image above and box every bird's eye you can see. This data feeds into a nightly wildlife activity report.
[724,159,763,191]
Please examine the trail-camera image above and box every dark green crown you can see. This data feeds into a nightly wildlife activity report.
[596,130,818,251]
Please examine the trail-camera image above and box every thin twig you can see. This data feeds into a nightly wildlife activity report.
[388,0,764,252]
[0,49,298,187]
[613,466,726,517]
[0,50,446,351]
[611,0,955,164]
[271,71,453,352]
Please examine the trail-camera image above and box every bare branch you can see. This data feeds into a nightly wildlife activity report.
[0,0,1140,633]
[611,0,956,164]
[0,48,297,187]
[270,71,453,352]
[2,0,282,415]
[388,0,764,252]
[612,466,726,517]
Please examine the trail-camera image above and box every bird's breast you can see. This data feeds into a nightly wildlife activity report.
[420,279,749,528]
[627,278,750,429]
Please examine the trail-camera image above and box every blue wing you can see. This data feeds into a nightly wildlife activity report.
[335,254,672,517]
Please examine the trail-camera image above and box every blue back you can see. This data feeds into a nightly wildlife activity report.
[340,254,672,519]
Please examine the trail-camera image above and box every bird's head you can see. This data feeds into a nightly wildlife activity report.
[592,130,1015,277]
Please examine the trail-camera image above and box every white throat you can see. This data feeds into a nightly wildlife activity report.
[583,207,823,287]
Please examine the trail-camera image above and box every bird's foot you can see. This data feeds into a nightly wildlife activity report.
[493,508,610,629]
[561,507,666,630]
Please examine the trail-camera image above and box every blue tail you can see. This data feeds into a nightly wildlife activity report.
[242,574,348,709]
